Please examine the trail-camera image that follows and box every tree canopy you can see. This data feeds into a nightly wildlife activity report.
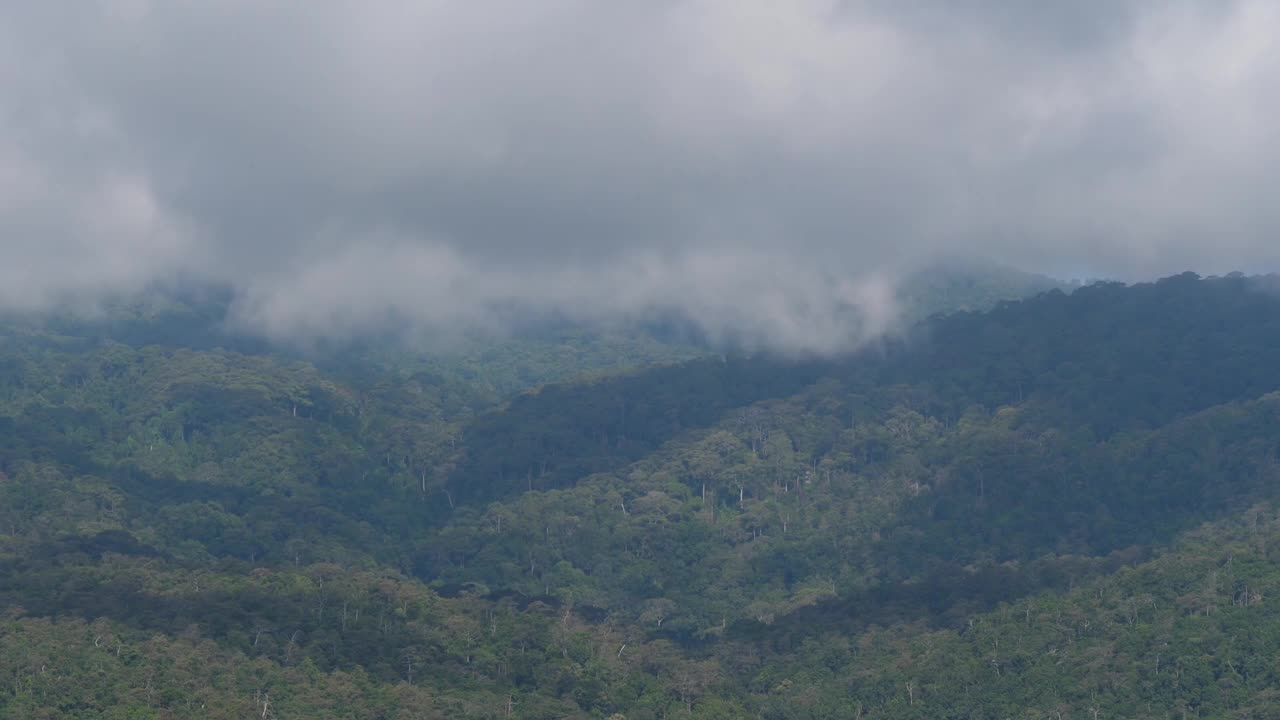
[4,272,1280,718]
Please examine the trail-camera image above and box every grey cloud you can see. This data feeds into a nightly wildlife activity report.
[3,1,1280,351]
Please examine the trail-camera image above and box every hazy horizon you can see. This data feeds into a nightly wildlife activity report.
[5,2,1280,351]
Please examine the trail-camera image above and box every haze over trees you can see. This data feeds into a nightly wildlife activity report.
[7,1,1280,716]
[3,271,1280,717]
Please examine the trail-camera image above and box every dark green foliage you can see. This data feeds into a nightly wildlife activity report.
[7,272,1280,718]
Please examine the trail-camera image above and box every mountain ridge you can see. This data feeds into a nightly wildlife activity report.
[5,271,1280,718]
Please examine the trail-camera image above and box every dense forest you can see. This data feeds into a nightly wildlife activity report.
[5,270,1280,719]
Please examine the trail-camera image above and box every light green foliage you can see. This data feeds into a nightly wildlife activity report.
[6,272,1280,718]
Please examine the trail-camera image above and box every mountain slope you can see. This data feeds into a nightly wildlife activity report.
[4,273,1280,718]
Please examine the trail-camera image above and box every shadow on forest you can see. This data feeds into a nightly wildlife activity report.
[728,546,1151,651]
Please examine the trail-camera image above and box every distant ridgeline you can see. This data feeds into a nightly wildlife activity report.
[8,271,1280,718]
[0,259,1068,396]
[896,259,1074,320]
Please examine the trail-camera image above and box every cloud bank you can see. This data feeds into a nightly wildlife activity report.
[3,1,1280,350]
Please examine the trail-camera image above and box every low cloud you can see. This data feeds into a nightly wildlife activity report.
[4,2,1280,351]
[227,240,899,354]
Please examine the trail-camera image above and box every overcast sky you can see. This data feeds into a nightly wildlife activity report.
[3,1,1280,350]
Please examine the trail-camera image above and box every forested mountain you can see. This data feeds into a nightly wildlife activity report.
[8,259,1060,402]
[897,260,1072,321]
[5,272,1280,719]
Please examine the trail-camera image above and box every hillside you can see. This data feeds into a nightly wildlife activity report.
[4,273,1280,718]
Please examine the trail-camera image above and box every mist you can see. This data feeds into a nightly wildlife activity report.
[4,2,1280,352]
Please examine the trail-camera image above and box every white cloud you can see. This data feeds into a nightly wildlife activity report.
[3,1,1280,349]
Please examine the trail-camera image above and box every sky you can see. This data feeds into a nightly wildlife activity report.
[2,1,1280,351]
